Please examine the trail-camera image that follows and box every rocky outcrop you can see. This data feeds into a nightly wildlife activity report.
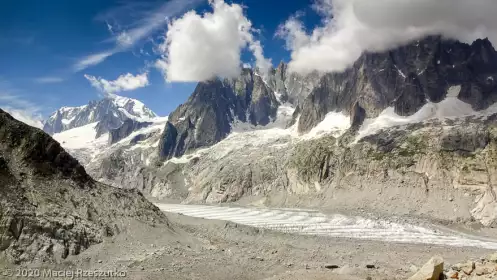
[266,62,321,107]
[0,109,167,264]
[149,113,497,227]
[284,116,497,226]
[411,254,497,280]
[43,95,156,135]
[72,36,497,229]
[297,36,497,133]
[157,66,319,160]
[95,111,125,138]
[158,36,497,159]
[158,71,280,160]
[108,119,152,145]
[408,256,444,280]
[157,80,235,160]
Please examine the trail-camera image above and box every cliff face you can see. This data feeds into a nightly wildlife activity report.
[297,37,497,133]
[157,66,319,160]
[158,36,497,160]
[65,36,497,229]
[108,119,152,145]
[153,113,497,228]
[0,109,167,264]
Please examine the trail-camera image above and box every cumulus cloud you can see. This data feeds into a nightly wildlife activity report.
[276,17,309,51]
[2,107,44,128]
[84,72,149,94]
[278,0,497,74]
[0,93,44,128]
[155,0,272,82]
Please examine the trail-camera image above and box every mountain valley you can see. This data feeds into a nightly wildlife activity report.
[4,35,497,279]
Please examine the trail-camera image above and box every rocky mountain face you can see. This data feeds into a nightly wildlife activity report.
[134,113,497,228]
[43,95,156,135]
[57,35,497,229]
[267,62,321,107]
[108,119,152,145]
[0,109,167,264]
[157,36,497,160]
[297,36,497,133]
[158,67,319,160]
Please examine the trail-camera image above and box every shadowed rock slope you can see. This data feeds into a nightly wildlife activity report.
[0,109,168,264]
[297,36,497,133]
[158,68,320,160]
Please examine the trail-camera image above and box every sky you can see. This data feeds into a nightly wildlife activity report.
[2,0,497,128]
[0,0,321,126]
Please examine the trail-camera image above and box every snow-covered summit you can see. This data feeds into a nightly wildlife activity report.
[43,94,157,135]
[109,94,156,120]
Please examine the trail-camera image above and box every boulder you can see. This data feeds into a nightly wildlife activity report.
[408,256,444,280]
[488,253,497,263]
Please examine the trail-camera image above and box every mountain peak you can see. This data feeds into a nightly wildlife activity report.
[43,94,157,135]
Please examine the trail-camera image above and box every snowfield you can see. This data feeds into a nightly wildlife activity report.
[53,122,107,163]
[157,204,497,250]
[53,117,168,165]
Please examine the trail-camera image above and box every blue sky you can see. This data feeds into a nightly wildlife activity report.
[0,0,321,123]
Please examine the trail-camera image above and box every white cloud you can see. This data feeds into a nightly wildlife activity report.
[155,0,271,82]
[2,107,44,129]
[84,72,149,94]
[74,0,204,71]
[279,0,497,74]
[34,76,64,84]
[276,17,309,51]
[116,31,133,47]
[74,52,113,72]
[249,40,272,74]
[0,93,44,128]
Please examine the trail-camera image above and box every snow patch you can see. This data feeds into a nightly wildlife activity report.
[394,65,406,78]
[355,85,494,140]
[302,111,350,140]
[231,103,296,133]
[53,122,108,163]
[61,116,76,125]
[271,103,295,128]
[115,117,168,147]
[446,85,461,97]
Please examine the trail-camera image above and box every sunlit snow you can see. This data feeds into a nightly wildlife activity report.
[356,85,497,140]
[54,117,168,165]
[301,111,350,140]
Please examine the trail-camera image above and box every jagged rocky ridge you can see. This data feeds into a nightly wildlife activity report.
[0,109,168,264]
[158,67,320,160]
[158,36,497,159]
[70,36,497,228]
[297,36,497,133]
